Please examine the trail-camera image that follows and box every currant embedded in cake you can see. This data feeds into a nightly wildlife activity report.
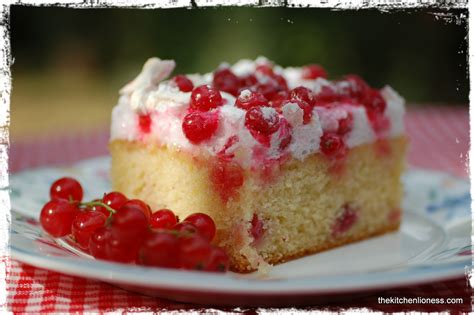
[110,57,407,272]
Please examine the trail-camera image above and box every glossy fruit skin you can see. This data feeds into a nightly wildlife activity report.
[173,222,198,236]
[182,111,219,144]
[112,205,149,233]
[179,235,212,270]
[102,191,128,211]
[289,86,314,105]
[50,177,83,202]
[89,226,112,259]
[173,75,194,92]
[105,227,142,263]
[205,247,230,272]
[190,85,223,111]
[183,213,216,242]
[89,200,110,218]
[235,90,268,110]
[138,232,180,268]
[301,64,328,80]
[245,107,280,136]
[121,199,151,222]
[150,209,178,229]
[72,210,107,250]
[40,200,79,237]
[212,68,241,96]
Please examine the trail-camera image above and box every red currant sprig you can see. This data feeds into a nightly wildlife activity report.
[39,177,231,273]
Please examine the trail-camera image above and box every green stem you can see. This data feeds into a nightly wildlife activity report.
[80,200,116,215]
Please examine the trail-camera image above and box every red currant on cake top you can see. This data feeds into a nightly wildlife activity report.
[172,75,194,92]
[184,213,216,242]
[301,64,328,80]
[50,177,83,202]
[245,106,281,136]
[289,86,314,105]
[235,90,268,110]
[190,85,223,111]
[72,210,107,250]
[182,111,219,144]
[40,200,79,237]
[213,68,241,96]
[339,74,369,99]
[150,209,178,229]
[337,112,354,135]
[362,89,387,114]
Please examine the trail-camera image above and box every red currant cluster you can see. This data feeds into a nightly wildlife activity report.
[40,177,230,272]
[174,61,386,161]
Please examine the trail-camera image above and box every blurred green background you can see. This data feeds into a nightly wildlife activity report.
[10,7,468,140]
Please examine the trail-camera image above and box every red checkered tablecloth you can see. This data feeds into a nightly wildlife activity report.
[4,106,472,313]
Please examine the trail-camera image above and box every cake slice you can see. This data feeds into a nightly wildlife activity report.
[109,57,406,272]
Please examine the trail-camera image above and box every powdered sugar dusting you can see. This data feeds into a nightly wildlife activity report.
[110,57,406,168]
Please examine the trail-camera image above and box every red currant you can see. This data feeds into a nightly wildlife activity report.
[50,177,83,202]
[269,90,290,110]
[235,90,268,110]
[105,228,142,263]
[102,191,128,211]
[172,75,194,92]
[89,226,112,260]
[254,82,283,101]
[245,107,280,136]
[314,85,340,106]
[256,63,274,76]
[121,199,151,222]
[150,209,177,229]
[184,213,216,242]
[290,86,314,105]
[72,210,107,250]
[138,232,180,268]
[332,204,358,237]
[362,89,386,114]
[250,213,264,241]
[210,160,244,202]
[179,235,212,270]
[320,133,347,159]
[339,74,369,99]
[212,68,240,96]
[182,111,219,144]
[173,222,198,236]
[301,64,328,80]
[337,112,354,135]
[89,200,109,217]
[239,74,258,88]
[138,114,152,134]
[40,200,79,237]
[205,247,230,272]
[112,205,149,239]
[190,85,223,111]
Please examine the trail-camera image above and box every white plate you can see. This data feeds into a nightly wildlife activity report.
[9,157,472,306]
